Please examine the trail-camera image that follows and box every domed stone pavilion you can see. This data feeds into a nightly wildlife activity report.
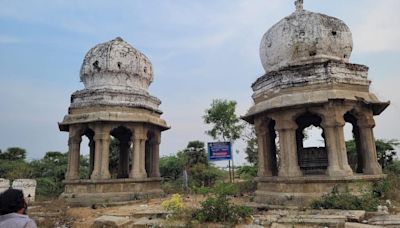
[243,0,390,206]
[59,37,169,205]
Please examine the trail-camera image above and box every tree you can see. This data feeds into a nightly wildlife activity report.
[346,139,399,170]
[203,99,244,142]
[0,147,31,179]
[160,155,185,181]
[376,139,399,169]
[0,147,26,160]
[180,140,208,167]
[30,151,89,196]
[203,99,244,183]
[243,124,258,165]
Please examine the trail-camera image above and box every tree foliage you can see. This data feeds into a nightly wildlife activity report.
[376,139,399,169]
[160,141,223,188]
[179,140,208,167]
[0,147,26,160]
[203,99,244,142]
[0,148,89,197]
[243,125,258,165]
[346,139,399,170]
[160,155,185,181]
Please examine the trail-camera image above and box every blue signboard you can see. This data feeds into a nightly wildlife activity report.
[207,142,232,161]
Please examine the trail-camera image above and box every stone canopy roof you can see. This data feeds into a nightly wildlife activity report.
[260,3,353,73]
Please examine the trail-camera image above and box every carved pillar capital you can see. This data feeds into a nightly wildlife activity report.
[357,115,375,128]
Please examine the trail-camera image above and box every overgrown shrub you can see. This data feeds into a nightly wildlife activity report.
[193,182,252,225]
[161,194,184,214]
[236,180,257,195]
[237,165,257,180]
[386,160,400,174]
[194,195,252,225]
[311,192,379,211]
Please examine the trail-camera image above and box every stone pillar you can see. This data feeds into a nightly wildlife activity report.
[320,106,353,177]
[254,116,269,177]
[273,112,302,177]
[66,126,81,180]
[100,127,111,179]
[151,131,161,177]
[118,139,130,178]
[358,113,382,175]
[130,125,147,178]
[91,128,102,180]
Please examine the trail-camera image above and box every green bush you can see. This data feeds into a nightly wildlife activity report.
[212,182,238,196]
[311,192,379,211]
[194,195,252,225]
[236,180,257,195]
[192,186,211,196]
[386,160,400,174]
[237,165,257,180]
[193,182,252,225]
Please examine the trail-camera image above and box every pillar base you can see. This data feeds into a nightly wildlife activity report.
[326,166,353,177]
[363,164,383,175]
[61,177,163,206]
[254,174,385,207]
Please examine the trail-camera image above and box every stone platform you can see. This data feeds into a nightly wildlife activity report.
[254,174,385,207]
[61,178,163,206]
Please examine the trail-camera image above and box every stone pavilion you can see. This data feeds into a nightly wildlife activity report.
[59,37,169,205]
[243,0,390,206]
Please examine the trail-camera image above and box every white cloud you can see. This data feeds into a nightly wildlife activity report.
[352,0,400,53]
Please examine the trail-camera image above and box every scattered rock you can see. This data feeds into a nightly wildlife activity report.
[92,215,133,228]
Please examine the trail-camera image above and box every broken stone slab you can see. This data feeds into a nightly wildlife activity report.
[0,178,10,193]
[276,214,346,228]
[304,210,366,222]
[345,222,382,228]
[133,217,163,228]
[253,214,281,226]
[236,225,264,228]
[365,211,390,220]
[130,209,168,219]
[12,179,36,202]
[92,215,133,228]
[368,215,400,227]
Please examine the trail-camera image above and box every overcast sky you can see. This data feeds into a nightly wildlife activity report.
[0,0,399,165]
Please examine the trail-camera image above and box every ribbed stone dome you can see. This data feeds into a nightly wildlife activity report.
[80,37,153,91]
[260,5,353,73]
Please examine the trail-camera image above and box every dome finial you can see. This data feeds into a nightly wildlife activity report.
[295,0,304,11]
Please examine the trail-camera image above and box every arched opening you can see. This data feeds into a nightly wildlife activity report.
[295,112,327,175]
[110,126,132,178]
[81,128,94,179]
[268,120,279,176]
[344,112,363,173]
[145,131,154,177]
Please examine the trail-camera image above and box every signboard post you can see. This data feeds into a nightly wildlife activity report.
[207,142,232,161]
[207,142,234,183]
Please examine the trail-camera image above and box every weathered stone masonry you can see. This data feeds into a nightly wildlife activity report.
[243,1,389,206]
[59,37,169,205]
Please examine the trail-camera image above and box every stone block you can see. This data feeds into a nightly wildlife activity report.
[345,222,381,228]
[0,178,10,193]
[12,179,36,202]
[276,214,346,228]
[133,217,163,228]
[368,215,400,227]
[92,215,133,228]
